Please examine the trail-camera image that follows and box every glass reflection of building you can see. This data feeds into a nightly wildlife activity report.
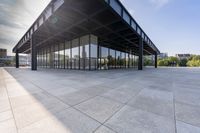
[37,34,139,70]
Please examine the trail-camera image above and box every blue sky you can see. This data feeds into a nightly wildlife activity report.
[120,0,200,55]
[0,0,199,56]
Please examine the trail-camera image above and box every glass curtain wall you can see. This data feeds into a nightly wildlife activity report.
[36,34,139,70]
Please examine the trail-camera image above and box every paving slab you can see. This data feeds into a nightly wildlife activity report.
[128,88,174,118]
[95,125,116,133]
[1,67,200,133]
[0,119,17,133]
[176,102,200,127]
[101,86,141,104]
[59,91,95,106]
[75,96,123,123]
[54,108,101,133]
[0,97,11,113]
[0,110,13,122]
[105,105,175,133]
[175,89,200,107]
[176,121,200,133]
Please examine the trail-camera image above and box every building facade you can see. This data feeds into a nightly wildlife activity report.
[176,54,191,60]
[0,48,7,58]
[13,0,160,70]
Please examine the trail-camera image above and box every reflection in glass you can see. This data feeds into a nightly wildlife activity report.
[109,49,116,69]
[65,41,71,69]
[80,35,89,70]
[116,51,121,68]
[72,39,79,69]
[90,35,98,70]
[100,47,108,70]
[54,44,59,69]
[59,43,65,69]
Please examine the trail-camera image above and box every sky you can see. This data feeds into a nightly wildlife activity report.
[0,0,200,56]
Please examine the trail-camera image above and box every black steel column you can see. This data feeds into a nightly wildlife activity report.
[155,52,158,68]
[15,50,19,68]
[138,37,143,70]
[31,35,37,70]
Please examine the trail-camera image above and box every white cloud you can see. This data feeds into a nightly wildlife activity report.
[0,0,51,55]
[149,0,171,8]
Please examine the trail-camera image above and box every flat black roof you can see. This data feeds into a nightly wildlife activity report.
[13,0,160,55]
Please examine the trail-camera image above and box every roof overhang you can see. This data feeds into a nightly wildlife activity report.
[13,0,160,55]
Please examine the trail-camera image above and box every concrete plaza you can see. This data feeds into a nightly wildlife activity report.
[0,67,200,133]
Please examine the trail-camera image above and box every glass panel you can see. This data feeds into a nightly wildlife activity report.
[65,41,71,69]
[110,0,122,15]
[116,50,121,68]
[90,35,98,70]
[59,43,65,69]
[108,49,116,69]
[126,53,129,68]
[121,52,126,68]
[54,0,64,12]
[123,10,130,24]
[80,35,89,70]
[54,44,59,69]
[100,47,109,70]
[43,48,46,68]
[129,54,134,67]
[47,47,51,68]
[72,38,79,69]
[134,55,139,68]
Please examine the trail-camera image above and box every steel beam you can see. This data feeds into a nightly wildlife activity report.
[138,37,143,70]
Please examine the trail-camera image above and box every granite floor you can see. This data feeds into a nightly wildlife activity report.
[0,67,200,133]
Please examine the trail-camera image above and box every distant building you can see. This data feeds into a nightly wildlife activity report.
[176,54,191,60]
[0,48,7,58]
[0,48,30,66]
[159,53,168,59]
[0,56,14,67]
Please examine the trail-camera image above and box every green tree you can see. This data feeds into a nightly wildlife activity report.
[179,58,188,67]
[158,59,169,66]
[186,55,200,67]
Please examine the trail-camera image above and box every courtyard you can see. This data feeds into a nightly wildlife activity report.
[0,67,200,133]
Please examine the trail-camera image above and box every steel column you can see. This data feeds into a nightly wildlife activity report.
[15,50,19,68]
[138,37,143,70]
[31,35,37,70]
[155,52,158,68]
